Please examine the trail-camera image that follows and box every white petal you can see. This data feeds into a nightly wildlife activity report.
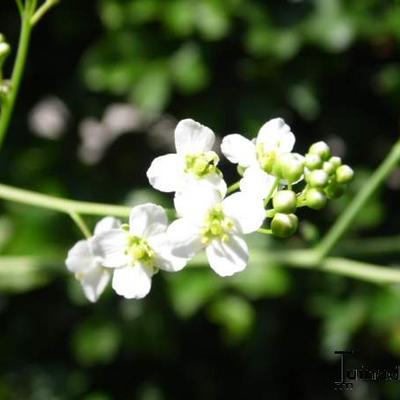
[94,216,121,235]
[129,203,168,237]
[147,153,185,192]
[240,166,277,200]
[206,235,248,277]
[92,229,129,268]
[65,240,93,273]
[221,134,257,167]
[201,173,227,198]
[148,234,187,272]
[256,118,295,153]
[167,218,203,259]
[174,181,221,223]
[222,192,265,234]
[80,266,111,303]
[112,263,153,299]
[175,119,215,154]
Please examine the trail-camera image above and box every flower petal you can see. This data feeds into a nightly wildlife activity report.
[222,192,265,234]
[175,119,215,154]
[129,203,168,238]
[221,134,257,167]
[66,240,93,273]
[147,153,185,192]
[148,234,187,272]
[240,166,277,200]
[112,263,153,299]
[256,118,295,153]
[92,229,129,268]
[94,216,121,235]
[174,181,221,223]
[206,235,248,277]
[167,218,203,259]
[80,266,111,303]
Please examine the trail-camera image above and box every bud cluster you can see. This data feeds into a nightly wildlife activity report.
[268,141,354,238]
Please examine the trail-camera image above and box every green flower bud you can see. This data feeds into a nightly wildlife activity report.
[305,153,322,170]
[305,188,327,210]
[308,169,329,188]
[336,165,354,184]
[309,141,331,161]
[325,182,345,199]
[275,153,304,182]
[322,161,335,175]
[271,213,298,238]
[329,156,342,169]
[237,165,245,177]
[0,42,10,59]
[272,190,297,214]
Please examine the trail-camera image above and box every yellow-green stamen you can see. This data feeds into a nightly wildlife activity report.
[201,204,234,245]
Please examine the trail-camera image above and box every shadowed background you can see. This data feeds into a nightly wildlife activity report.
[1,0,400,399]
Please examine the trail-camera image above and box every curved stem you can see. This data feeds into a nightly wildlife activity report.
[31,0,59,27]
[316,138,400,259]
[0,2,34,149]
[69,211,91,238]
[0,182,131,217]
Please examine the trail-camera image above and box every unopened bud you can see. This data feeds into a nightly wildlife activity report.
[276,153,304,183]
[0,42,10,59]
[322,161,335,175]
[306,188,327,210]
[272,190,297,214]
[237,165,245,176]
[309,141,331,161]
[336,165,354,184]
[329,156,342,169]
[308,169,329,188]
[271,213,298,238]
[305,153,322,170]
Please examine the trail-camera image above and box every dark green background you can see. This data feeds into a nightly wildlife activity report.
[1,0,400,399]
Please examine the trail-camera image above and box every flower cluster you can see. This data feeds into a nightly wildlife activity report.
[66,118,354,302]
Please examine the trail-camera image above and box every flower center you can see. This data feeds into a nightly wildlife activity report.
[256,143,276,174]
[184,151,220,178]
[126,235,155,266]
[201,204,234,245]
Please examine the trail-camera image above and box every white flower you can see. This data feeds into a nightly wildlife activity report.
[65,217,121,302]
[168,183,265,277]
[93,204,187,299]
[221,118,296,199]
[146,118,226,195]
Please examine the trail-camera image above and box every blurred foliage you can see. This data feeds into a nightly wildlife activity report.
[1,0,400,399]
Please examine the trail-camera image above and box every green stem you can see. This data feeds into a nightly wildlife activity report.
[257,228,272,235]
[227,181,240,194]
[30,0,59,26]
[0,182,131,217]
[0,2,33,149]
[316,138,400,259]
[69,211,91,239]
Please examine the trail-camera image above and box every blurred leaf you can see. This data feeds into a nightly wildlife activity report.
[170,43,209,93]
[163,1,195,37]
[196,0,230,41]
[0,256,57,293]
[288,83,320,120]
[72,319,121,366]
[132,63,171,113]
[166,265,223,318]
[207,295,255,343]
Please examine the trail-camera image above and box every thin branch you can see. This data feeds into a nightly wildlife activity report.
[30,0,60,27]
[14,0,23,17]
[69,211,91,239]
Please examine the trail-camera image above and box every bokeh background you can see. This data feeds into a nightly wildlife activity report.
[1,0,400,399]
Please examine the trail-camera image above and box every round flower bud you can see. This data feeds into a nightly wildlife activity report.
[276,153,304,183]
[237,165,245,177]
[322,161,335,175]
[308,169,329,188]
[272,190,297,214]
[0,42,10,59]
[305,153,322,170]
[329,156,342,169]
[271,213,298,238]
[336,165,354,184]
[309,141,331,161]
[325,182,345,199]
[305,188,327,210]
